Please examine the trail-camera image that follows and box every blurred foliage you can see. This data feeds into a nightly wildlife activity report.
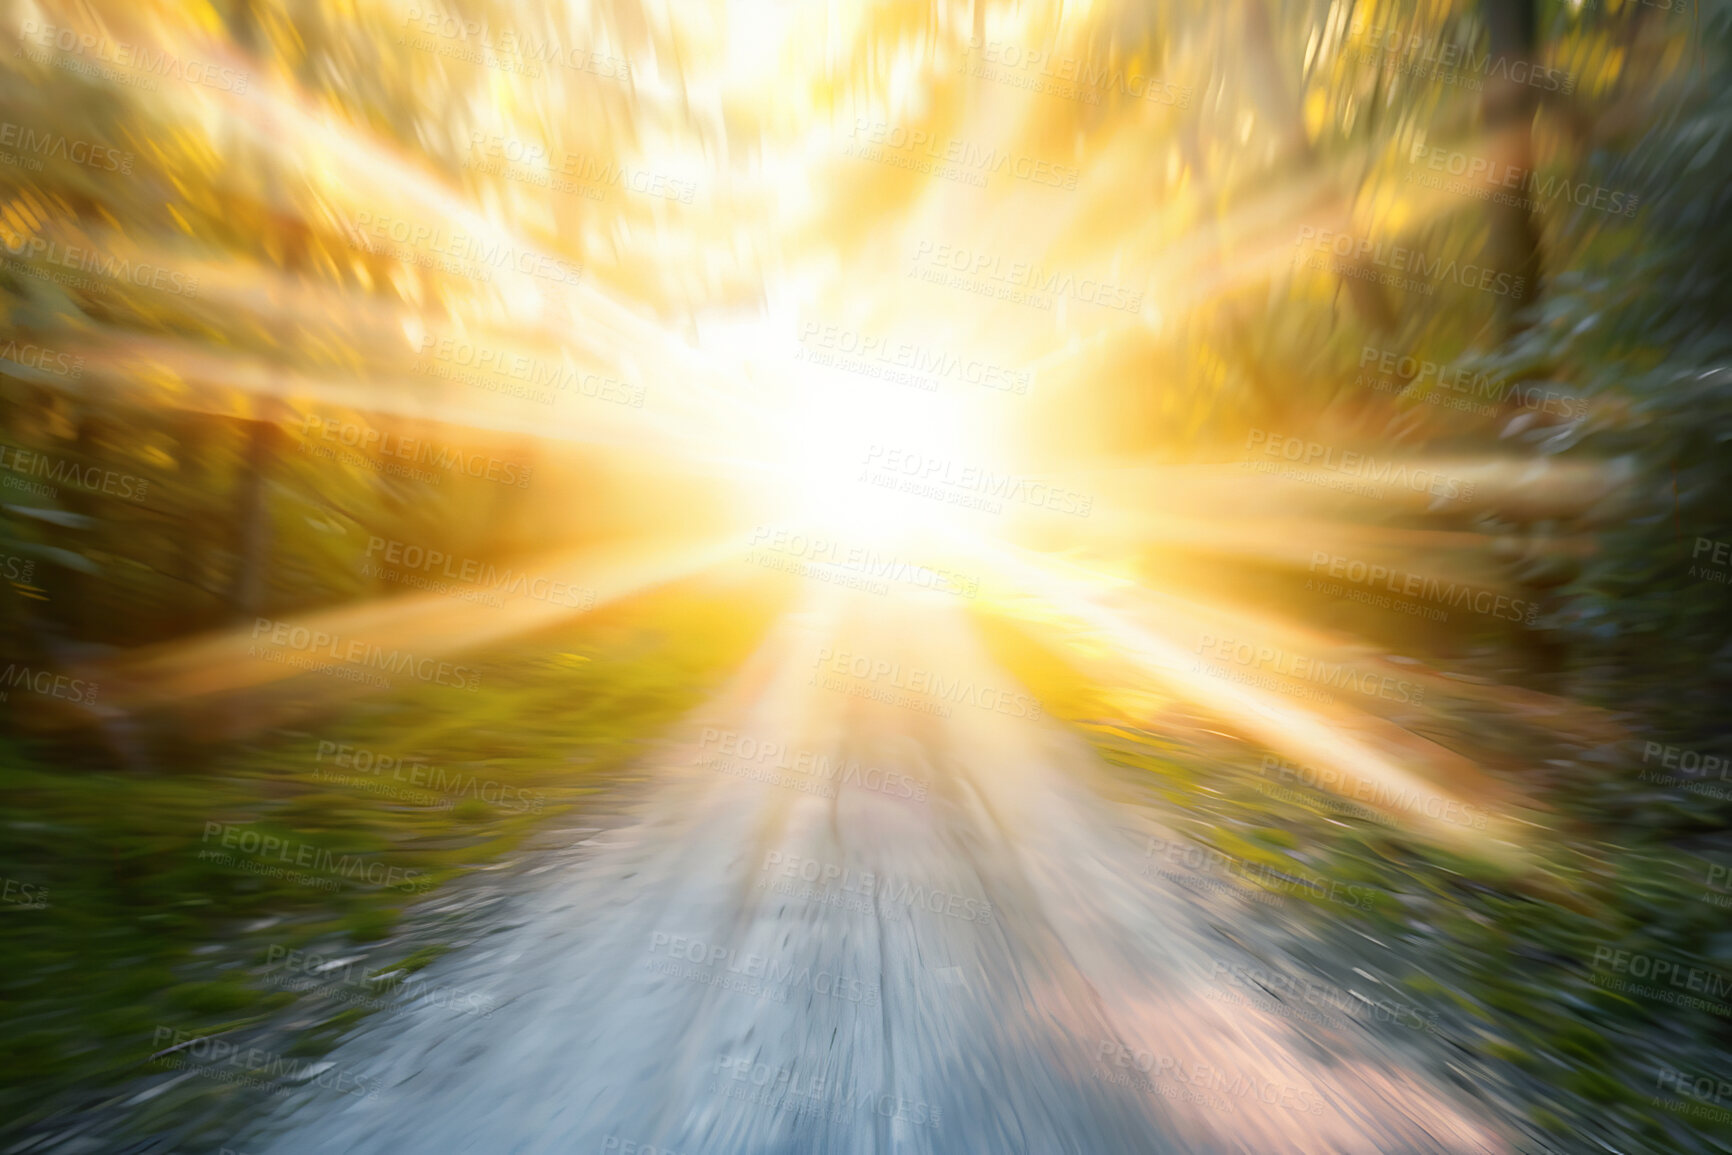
[981,603,1732,1155]
[0,575,786,1145]
[0,0,1729,1151]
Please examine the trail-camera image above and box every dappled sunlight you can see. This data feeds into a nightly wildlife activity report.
[2,0,1725,1152]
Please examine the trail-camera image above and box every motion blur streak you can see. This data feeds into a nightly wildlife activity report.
[2,1,1728,1154]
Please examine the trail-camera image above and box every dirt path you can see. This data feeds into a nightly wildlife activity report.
[242,588,1511,1155]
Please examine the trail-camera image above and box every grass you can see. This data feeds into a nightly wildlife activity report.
[0,570,788,1145]
[972,606,1732,1155]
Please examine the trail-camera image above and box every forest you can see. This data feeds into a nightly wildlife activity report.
[2,1,1730,1152]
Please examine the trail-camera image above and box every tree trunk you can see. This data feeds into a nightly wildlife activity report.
[1480,0,1544,340]
[225,0,289,621]
[1242,0,1396,333]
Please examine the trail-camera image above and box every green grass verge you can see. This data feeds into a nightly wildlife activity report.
[973,608,1732,1155]
[0,571,787,1141]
